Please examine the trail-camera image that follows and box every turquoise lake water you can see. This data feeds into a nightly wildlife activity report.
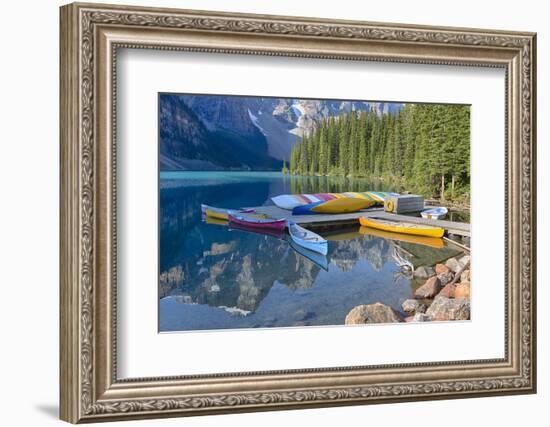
[159,171,461,332]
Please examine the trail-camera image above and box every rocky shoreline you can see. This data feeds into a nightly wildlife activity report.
[345,254,471,325]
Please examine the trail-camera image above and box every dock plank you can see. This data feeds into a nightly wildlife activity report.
[250,205,470,237]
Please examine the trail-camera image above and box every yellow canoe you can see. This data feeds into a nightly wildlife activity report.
[204,208,229,221]
[311,198,375,214]
[358,225,445,248]
[359,217,445,238]
[204,208,266,221]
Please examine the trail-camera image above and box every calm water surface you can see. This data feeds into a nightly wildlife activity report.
[159,171,462,332]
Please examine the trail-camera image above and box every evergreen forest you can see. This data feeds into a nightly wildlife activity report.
[287,104,470,201]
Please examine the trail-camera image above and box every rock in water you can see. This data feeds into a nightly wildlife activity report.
[414,266,436,279]
[345,303,403,325]
[454,282,471,299]
[414,276,442,299]
[435,263,450,275]
[402,299,427,314]
[426,296,471,321]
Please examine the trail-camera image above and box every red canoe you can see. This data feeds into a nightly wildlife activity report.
[228,222,286,240]
[228,213,287,232]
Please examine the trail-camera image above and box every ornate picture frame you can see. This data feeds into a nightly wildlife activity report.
[60,2,536,423]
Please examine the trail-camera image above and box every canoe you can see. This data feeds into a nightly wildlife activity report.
[228,221,286,240]
[359,226,445,249]
[271,191,398,210]
[288,221,328,255]
[359,217,445,238]
[203,215,230,226]
[228,213,287,231]
[203,207,231,221]
[289,239,329,271]
[201,204,259,221]
[310,198,375,214]
[292,201,324,215]
[421,206,448,220]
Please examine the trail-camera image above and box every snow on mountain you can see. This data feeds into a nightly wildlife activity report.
[161,93,404,169]
[247,109,268,136]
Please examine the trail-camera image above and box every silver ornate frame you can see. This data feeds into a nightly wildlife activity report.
[60,2,537,423]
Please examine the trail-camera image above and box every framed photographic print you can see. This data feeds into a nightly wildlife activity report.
[60,2,537,423]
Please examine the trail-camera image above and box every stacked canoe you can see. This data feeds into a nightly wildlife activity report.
[292,198,375,215]
[271,191,398,211]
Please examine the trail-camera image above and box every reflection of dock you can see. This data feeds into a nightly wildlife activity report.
[250,205,470,237]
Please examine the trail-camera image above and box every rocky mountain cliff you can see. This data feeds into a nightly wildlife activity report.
[160,93,403,170]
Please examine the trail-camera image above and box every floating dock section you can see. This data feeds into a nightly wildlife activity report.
[250,205,470,237]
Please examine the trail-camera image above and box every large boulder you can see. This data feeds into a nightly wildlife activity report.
[447,255,471,273]
[459,255,471,268]
[454,282,471,299]
[414,266,435,279]
[345,303,403,325]
[426,296,470,321]
[413,313,432,322]
[401,299,427,314]
[435,263,450,275]
[445,257,461,273]
[438,283,456,298]
[461,269,471,283]
[414,276,442,299]
[438,272,454,286]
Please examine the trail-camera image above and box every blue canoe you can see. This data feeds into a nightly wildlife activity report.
[291,201,324,215]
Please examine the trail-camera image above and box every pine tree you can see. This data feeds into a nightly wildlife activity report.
[358,110,368,176]
[338,115,349,175]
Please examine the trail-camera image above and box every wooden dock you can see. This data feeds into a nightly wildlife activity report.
[250,205,470,237]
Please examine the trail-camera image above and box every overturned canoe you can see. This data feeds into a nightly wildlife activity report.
[292,201,324,215]
[272,191,398,210]
[288,221,328,255]
[291,198,375,215]
[310,198,375,214]
[228,213,286,232]
[359,217,445,238]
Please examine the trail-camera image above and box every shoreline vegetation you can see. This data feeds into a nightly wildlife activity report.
[286,103,470,205]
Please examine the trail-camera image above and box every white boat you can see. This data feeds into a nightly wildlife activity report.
[287,221,328,255]
[289,239,329,271]
[420,206,448,220]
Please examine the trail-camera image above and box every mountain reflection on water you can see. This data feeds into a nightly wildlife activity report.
[159,172,461,332]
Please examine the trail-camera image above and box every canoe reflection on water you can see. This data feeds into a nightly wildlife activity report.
[288,239,329,271]
[205,214,329,270]
[202,215,445,274]
[228,221,286,240]
[159,212,460,331]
